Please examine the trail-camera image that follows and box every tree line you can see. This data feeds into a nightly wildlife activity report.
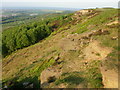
[2,13,73,57]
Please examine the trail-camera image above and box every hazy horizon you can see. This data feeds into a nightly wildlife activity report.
[2,6,82,10]
[2,0,119,9]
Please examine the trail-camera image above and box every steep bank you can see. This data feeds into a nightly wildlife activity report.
[2,8,119,88]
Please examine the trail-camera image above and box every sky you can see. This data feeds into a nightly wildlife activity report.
[1,0,119,9]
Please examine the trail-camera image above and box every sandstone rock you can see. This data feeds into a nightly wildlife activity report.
[100,67,118,88]
[111,36,118,40]
[107,21,118,26]
[54,55,60,61]
[76,9,93,16]
[40,67,62,88]
[91,29,110,36]
[101,29,110,35]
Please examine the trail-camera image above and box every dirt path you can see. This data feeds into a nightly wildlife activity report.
[82,40,112,61]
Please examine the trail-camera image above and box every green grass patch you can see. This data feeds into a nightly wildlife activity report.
[55,72,85,87]
[85,60,103,88]
[103,50,118,71]
[2,57,56,88]
[75,9,118,34]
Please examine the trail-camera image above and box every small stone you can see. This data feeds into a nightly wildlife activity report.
[111,36,118,40]
[105,69,107,71]
[23,82,29,86]
[78,38,81,41]
[82,36,89,39]
[84,62,88,65]
[54,56,60,61]
[4,85,8,88]
[71,39,74,41]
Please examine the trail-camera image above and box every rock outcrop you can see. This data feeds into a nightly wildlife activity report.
[100,67,118,88]
[40,66,62,88]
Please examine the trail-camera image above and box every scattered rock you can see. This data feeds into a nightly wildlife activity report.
[101,29,110,35]
[4,85,8,88]
[91,29,110,36]
[23,82,30,86]
[81,36,89,39]
[54,55,60,61]
[107,21,118,26]
[71,39,74,41]
[111,36,118,40]
[105,69,107,71]
[75,9,93,16]
[58,83,67,88]
[84,62,88,65]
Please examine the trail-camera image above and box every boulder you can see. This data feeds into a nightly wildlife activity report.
[100,67,118,88]
[40,67,62,88]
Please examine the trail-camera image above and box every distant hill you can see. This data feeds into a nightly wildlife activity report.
[2,7,82,11]
[2,9,74,30]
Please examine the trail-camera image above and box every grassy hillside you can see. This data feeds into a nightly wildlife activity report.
[2,8,119,88]
[2,13,73,57]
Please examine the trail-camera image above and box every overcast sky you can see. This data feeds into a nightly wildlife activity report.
[2,0,119,8]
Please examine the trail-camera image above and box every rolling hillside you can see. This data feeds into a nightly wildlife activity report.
[2,8,119,88]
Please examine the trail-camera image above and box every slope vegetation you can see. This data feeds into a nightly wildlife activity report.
[2,8,119,88]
